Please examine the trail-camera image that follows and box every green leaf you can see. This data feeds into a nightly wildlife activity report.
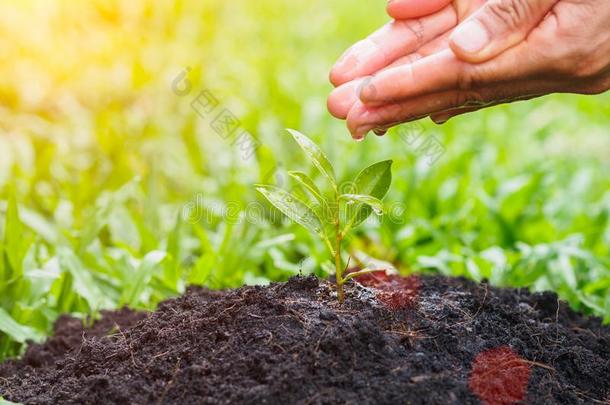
[287,129,336,189]
[163,213,183,290]
[122,250,167,307]
[79,179,139,251]
[188,251,216,286]
[0,307,43,344]
[4,195,27,279]
[344,160,393,229]
[20,207,60,245]
[340,194,384,215]
[58,248,108,310]
[256,185,324,237]
[288,171,325,205]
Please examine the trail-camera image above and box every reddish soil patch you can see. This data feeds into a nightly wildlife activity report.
[468,346,532,405]
[1,276,609,404]
[349,270,420,310]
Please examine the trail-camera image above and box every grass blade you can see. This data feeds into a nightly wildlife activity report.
[0,307,43,344]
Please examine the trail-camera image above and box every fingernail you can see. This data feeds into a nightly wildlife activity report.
[451,20,489,54]
[373,128,387,136]
[336,40,378,76]
[358,77,378,103]
[353,125,373,141]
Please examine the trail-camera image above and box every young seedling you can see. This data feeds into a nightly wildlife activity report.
[256,129,392,302]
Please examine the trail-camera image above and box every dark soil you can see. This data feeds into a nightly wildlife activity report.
[1,275,609,405]
[0,308,147,376]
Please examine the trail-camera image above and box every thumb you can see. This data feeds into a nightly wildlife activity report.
[387,0,453,20]
[449,0,557,63]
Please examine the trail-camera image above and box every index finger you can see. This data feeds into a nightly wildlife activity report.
[329,5,456,86]
[359,49,463,103]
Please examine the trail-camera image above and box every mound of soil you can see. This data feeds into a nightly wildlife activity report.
[0,308,147,376]
[1,275,609,405]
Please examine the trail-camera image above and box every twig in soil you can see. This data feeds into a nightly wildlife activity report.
[476,359,555,383]
[387,329,433,340]
[214,342,231,356]
[73,331,87,357]
[279,324,295,338]
[409,374,432,383]
[0,377,14,398]
[117,326,141,369]
[272,343,287,353]
[574,390,610,404]
[570,327,599,339]
[156,358,181,405]
[314,325,330,353]
[471,284,488,320]
[151,351,170,360]
[555,298,560,343]
[313,325,330,366]
[248,312,263,319]
[447,285,486,328]
[287,308,307,327]
[525,360,555,372]
[217,302,239,317]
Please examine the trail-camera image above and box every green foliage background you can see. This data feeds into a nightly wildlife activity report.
[0,1,609,360]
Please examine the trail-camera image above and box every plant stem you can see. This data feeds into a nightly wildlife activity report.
[335,231,344,303]
[334,194,345,303]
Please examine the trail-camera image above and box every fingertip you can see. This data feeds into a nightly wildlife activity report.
[346,102,376,140]
[346,103,363,139]
[329,65,347,87]
[353,133,367,142]
[329,49,355,86]
[387,0,452,20]
[448,21,491,64]
[330,38,384,87]
[430,113,450,124]
[386,1,410,20]
[352,126,372,141]
[327,82,359,119]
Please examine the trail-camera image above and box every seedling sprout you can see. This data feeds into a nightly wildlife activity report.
[256,130,392,302]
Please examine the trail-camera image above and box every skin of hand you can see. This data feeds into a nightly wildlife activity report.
[328,0,610,140]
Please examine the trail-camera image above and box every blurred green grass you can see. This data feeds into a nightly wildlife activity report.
[0,0,609,359]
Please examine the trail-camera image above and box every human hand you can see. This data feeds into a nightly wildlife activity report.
[328,0,610,140]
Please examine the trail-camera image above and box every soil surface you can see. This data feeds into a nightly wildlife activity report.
[1,275,609,405]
